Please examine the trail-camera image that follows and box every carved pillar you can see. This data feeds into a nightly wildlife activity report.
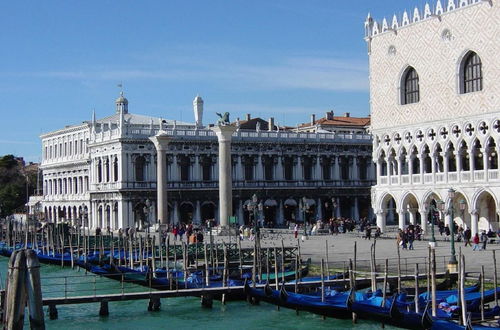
[236,155,243,180]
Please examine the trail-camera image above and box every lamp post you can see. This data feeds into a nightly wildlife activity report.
[144,198,151,236]
[300,196,309,238]
[440,188,459,270]
[248,194,260,240]
[425,201,442,248]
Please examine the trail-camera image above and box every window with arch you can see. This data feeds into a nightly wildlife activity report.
[462,52,482,94]
[401,67,419,105]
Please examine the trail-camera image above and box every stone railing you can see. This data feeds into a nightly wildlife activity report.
[378,169,500,187]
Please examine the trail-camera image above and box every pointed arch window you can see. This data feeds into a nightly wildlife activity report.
[402,67,419,105]
[462,52,482,94]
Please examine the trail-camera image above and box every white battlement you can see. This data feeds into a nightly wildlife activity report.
[364,0,490,39]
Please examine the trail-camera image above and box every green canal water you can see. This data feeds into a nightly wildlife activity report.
[0,257,398,330]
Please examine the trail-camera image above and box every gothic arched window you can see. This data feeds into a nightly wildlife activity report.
[402,67,419,105]
[462,52,482,94]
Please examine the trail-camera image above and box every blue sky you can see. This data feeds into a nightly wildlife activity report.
[0,0,424,161]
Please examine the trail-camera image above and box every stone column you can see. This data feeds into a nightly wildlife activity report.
[315,156,322,180]
[336,197,341,218]
[193,200,201,225]
[277,200,284,225]
[334,156,340,180]
[419,208,428,234]
[276,156,283,180]
[470,209,479,237]
[256,154,264,180]
[397,209,405,230]
[376,211,386,233]
[236,155,243,180]
[353,197,360,221]
[149,133,172,225]
[316,198,323,221]
[211,125,237,227]
[352,156,359,180]
[173,201,179,225]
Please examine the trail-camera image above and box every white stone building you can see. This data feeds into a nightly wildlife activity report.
[366,0,500,236]
[38,93,374,230]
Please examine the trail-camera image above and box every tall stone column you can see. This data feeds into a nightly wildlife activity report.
[397,209,405,230]
[211,125,237,227]
[353,197,360,220]
[194,200,201,225]
[149,133,172,226]
[376,210,386,233]
[470,209,479,237]
[275,156,283,180]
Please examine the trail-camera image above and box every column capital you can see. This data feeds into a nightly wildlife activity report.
[149,133,172,151]
[210,125,237,143]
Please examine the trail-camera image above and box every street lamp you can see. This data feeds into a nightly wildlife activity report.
[248,194,260,240]
[425,200,442,248]
[300,197,309,238]
[442,188,459,269]
[144,198,151,235]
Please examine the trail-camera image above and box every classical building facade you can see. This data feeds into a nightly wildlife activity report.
[366,0,500,235]
[38,93,374,229]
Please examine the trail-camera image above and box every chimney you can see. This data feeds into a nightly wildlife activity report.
[326,111,334,120]
[268,117,274,131]
[311,114,316,125]
[245,114,251,121]
[344,112,350,117]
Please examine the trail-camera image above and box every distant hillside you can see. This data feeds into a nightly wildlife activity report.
[0,155,39,217]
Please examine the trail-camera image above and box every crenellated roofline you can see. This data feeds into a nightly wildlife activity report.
[364,0,492,42]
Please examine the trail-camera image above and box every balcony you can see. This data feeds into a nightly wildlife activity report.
[377,169,500,187]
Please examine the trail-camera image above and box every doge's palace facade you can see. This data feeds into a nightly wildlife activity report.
[367,0,500,235]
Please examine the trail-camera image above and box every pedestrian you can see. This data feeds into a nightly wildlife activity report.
[294,224,298,239]
[408,229,415,250]
[173,225,178,241]
[472,233,480,251]
[464,228,471,247]
[444,225,450,241]
[365,225,371,240]
[481,230,488,250]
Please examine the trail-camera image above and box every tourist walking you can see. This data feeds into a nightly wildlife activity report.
[294,224,298,239]
[481,230,488,250]
[464,228,471,247]
[473,233,480,251]
[365,225,371,240]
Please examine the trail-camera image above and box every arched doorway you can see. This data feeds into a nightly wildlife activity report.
[179,202,194,224]
[378,193,398,228]
[284,198,297,222]
[201,202,216,223]
[263,199,277,227]
[475,190,497,232]
[401,192,420,228]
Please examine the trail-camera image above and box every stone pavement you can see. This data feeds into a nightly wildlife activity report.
[210,230,500,280]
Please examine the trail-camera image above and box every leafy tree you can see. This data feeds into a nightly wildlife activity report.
[0,155,37,217]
